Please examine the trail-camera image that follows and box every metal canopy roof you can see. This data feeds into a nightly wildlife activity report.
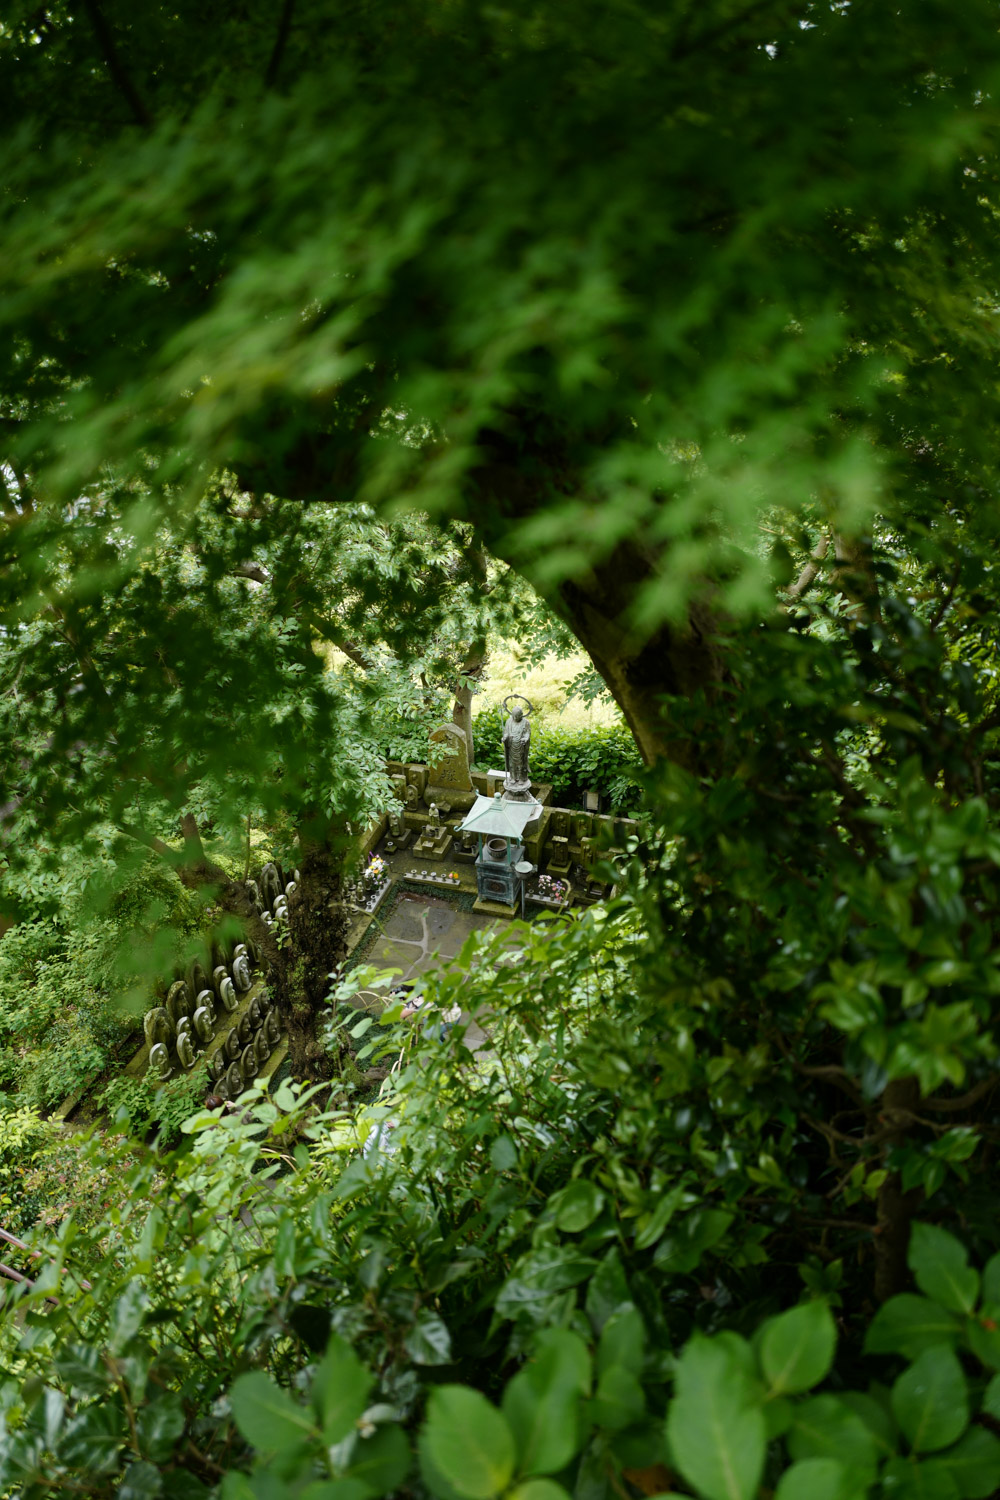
[457,794,541,839]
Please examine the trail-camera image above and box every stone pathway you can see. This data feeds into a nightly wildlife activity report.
[355,894,521,1051]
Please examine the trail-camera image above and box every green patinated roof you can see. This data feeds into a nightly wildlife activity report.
[457,794,541,839]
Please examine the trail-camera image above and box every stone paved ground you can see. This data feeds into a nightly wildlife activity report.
[367,895,500,979]
[356,893,522,1051]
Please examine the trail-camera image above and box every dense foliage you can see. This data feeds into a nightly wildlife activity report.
[5,1,1000,1498]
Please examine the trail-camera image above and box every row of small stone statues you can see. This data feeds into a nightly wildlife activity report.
[246,862,298,929]
[144,940,261,1080]
[204,991,282,1101]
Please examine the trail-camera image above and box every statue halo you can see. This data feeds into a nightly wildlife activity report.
[501,694,534,716]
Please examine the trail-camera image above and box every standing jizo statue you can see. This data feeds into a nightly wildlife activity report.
[502,696,534,801]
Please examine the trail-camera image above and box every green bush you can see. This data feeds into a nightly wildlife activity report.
[103,1066,211,1146]
[472,713,643,811]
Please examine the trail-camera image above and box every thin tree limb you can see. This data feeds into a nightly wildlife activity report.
[785,533,830,601]
[82,0,153,128]
[265,0,296,88]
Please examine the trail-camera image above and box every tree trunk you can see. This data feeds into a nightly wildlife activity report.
[453,641,486,764]
[282,837,349,1082]
[466,423,726,768]
[874,1076,920,1303]
[552,569,722,767]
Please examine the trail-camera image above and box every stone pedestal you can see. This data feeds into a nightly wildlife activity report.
[414,826,453,861]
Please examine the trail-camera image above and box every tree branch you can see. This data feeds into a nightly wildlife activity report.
[231,562,271,585]
[785,534,829,601]
[923,1077,1000,1113]
[82,0,153,128]
[265,0,296,89]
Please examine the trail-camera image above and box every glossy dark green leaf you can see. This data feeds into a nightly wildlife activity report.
[118,1461,164,1500]
[136,1393,185,1463]
[405,1311,453,1366]
[553,1179,604,1233]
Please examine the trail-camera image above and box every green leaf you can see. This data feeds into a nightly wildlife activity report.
[110,1280,150,1354]
[880,1456,961,1500]
[590,1365,646,1431]
[229,1371,317,1453]
[405,1311,453,1366]
[346,1424,411,1495]
[909,1225,980,1316]
[118,1461,164,1500]
[759,1299,836,1395]
[598,1306,644,1378]
[787,1395,881,1480]
[136,1393,186,1463]
[53,1343,113,1398]
[865,1296,962,1359]
[299,1483,371,1500]
[586,1251,630,1333]
[981,1253,1000,1306]
[59,1403,126,1476]
[553,1179,604,1233]
[489,1135,518,1171]
[501,1330,590,1476]
[313,1335,373,1443]
[423,1386,516,1499]
[891,1348,969,1453]
[935,1426,1000,1499]
[982,1373,1000,1421]
[634,1185,685,1251]
[666,1333,765,1500]
[508,1483,571,1500]
[654,1209,733,1275]
[774,1458,857,1500]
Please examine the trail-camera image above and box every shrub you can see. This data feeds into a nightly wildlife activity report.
[472,713,643,810]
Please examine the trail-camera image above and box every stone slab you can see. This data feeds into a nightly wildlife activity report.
[472,896,519,918]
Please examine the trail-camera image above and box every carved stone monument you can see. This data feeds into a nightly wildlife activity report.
[149,1042,171,1081]
[166,981,191,1027]
[425,721,475,813]
[177,1031,197,1069]
[546,809,573,876]
[144,1007,173,1049]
